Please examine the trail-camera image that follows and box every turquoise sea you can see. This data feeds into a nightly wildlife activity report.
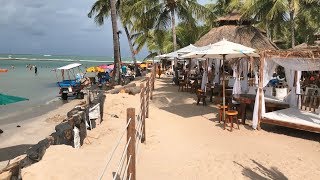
[0,54,130,125]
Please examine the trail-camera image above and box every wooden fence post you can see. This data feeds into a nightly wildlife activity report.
[140,84,146,143]
[152,66,155,91]
[127,108,136,180]
[145,77,150,118]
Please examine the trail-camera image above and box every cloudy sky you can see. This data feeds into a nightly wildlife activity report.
[0,0,211,58]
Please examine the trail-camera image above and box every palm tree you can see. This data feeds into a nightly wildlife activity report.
[239,0,318,48]
[130,0,212,52]
[88,0,138,84]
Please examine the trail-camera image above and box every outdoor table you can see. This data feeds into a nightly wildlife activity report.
[233,94,290,124]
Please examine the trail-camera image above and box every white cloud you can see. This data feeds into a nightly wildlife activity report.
[0,0,148,57]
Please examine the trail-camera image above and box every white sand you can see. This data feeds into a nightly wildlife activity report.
[21,77,320,180]
[0,99,83,169]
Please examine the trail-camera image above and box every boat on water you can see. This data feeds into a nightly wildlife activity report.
[0,69,8,72]
[43,55,52,57]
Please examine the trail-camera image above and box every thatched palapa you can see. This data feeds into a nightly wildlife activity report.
[195,25,278,51]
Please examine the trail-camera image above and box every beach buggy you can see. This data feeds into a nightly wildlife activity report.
[55,63,87,100]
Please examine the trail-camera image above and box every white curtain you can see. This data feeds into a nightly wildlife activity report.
[252,58,277,129]
[284,68,296,107]
[296,71,302,108]
[232,63,241,95]
[201,71,208,91]
[272,58,320,71]
[214,59,220,84]
[241,58,249,93]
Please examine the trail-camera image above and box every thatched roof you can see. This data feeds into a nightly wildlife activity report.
[195,25,278,51]
[217,12,242,22]
[293,43,308,49]
[264,47,320,58]
[217,11,252,26]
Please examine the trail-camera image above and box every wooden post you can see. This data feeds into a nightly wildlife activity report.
[146,77,150,118]
[152,66,155,90]
[257,53,265,130]
[127,108,136,180]
[87,90,91,105]
[150,73,154,100]
[140,83,146,143]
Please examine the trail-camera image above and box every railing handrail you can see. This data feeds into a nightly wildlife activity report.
[98,117,132,180]
[99,66,155,180]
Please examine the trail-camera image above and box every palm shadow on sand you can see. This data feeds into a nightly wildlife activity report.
[234,159,288,180]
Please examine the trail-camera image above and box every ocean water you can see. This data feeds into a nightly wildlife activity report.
[0,54,126,125]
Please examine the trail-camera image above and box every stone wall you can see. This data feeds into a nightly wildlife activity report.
[0,91,106,180]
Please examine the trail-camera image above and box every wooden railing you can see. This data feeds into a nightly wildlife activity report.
[99,65,155,180]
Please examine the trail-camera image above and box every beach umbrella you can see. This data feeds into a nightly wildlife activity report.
[106,64,114,70]
[86,66,105,72]
[183,39,258,120]
[0,93,29,105]
[98,64,108,69]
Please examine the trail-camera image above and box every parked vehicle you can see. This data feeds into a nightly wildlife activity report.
[55,63,87,100]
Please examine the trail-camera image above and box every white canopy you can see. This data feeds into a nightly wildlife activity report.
[182,39,259,59]
[57,63,82,70]
[156,44,210,59]
[272,57,320,71]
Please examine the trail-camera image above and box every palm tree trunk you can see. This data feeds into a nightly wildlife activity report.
[171,9,177,51]
[110,0,121,85]
[290,10,295,48]
[124,25,137,70]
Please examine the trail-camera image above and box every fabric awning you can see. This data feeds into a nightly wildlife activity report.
[271,57,320,71]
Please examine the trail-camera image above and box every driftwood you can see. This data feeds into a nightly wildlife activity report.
[109,83,137,94]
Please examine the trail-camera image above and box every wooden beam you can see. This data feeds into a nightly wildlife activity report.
[257,52,265,130]
[261,117,320,134]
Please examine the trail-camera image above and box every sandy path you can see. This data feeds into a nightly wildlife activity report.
[19,77,320,180]
[137,77,320,180]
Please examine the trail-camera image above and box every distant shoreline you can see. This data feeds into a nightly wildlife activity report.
[0,58,116,63]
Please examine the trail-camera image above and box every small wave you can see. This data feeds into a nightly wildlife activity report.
[45,97,60,105]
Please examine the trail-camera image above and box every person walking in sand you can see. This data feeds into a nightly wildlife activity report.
[157,64,161,78]
[34,65,38,75]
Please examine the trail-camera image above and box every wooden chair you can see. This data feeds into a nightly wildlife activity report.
[178,79,187,92]
[218,105,228,123]
[224,110,240,132]
[190,80,199,93]
[196,89,207,106]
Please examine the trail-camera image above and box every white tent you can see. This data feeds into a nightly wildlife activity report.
[156,44,198,59]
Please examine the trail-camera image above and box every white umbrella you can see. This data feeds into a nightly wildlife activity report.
[185,39,259,121]
[156,44,198,59]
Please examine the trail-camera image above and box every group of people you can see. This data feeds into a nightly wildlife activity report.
[26,64,38,75]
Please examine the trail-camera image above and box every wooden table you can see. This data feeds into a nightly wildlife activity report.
[233,94,290,124]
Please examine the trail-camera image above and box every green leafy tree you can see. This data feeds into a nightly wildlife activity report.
[239,0,319,48]
[130,0,212,52]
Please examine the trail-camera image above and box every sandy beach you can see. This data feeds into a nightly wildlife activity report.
[0,99,83,170]
[15,76,320,179]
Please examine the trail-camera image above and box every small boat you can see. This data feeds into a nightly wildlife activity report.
[0,69,8,72]
[43,55,52,57]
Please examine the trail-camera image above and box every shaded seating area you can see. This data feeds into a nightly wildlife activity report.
[257,48,320,133]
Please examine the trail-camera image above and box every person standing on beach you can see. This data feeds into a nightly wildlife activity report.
[34,65,38,75]
[157,64,161,78]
